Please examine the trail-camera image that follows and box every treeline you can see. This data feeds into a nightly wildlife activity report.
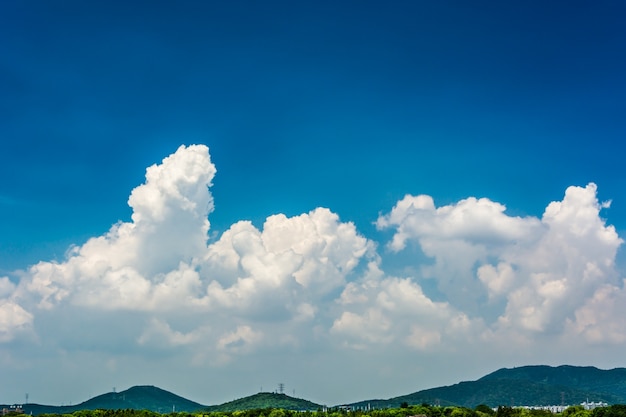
[25,404,626,417]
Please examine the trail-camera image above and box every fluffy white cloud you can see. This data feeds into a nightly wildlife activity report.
[199,208,373,319]
[477,262,516,299]
[2,144,625,407]
[376,194,543,252]
[0,277,15,298]
[4,145,375,362]
[0,299,33,342]
[496,184,622,336]
[331,267,485,351]
[137,318,210,348]
[217,325,263,353]
[565,279,626,344]
[377,183,624,342]
[0,277,33,342]
[17,144,216,313]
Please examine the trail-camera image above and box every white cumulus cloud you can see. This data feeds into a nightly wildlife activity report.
[3,144,376,362]
[377,183,624,342]
[0,299,33,342]
[200,208,373,319]
[331,261,485,352]
[1,144,625,407]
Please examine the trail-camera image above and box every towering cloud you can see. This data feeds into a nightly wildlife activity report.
[376,183,624,342]
[200,208,372,315]
[18,145,216,312]
[0,145,624,405]
[3,145,375,361]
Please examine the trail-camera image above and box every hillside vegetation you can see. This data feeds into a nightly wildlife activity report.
[8,386,206,415]
[348,365,626,408]
[4,365,626,415]
[204,393,320,412]
[480,366,626,400]
[9,402,626,417]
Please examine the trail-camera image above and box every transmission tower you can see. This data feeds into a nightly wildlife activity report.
[278,383,284,394]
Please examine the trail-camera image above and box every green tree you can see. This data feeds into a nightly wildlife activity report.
[495,406,521,417]
[593,405,626,417]
[269,410,287,417]
[475,405,495,416]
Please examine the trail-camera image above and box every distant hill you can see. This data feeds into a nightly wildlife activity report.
[5,365,626,415]
[4,388,320,416]
[479,365,626,400]
[205,392,321,412]
[6,386,206,415]
[76,385,206,413]
[348,365,626,409]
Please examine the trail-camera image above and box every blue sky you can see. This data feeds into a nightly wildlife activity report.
[1,0,626,408]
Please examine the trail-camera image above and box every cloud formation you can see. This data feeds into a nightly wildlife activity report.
[1,144,624,404]
[4,145,375,359]
[376,183,623,341]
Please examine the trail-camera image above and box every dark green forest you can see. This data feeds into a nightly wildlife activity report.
[11,403,626,417]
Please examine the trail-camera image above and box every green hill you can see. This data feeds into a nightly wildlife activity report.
[10,386,206,415]
[479,365,626,400]
[205,392,321,412]
[5,365,626,415]
[348,365,626,409]
[76,385,205,413]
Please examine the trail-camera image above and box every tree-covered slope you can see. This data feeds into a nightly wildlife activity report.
[400,379,621,408]
[205,393,321,412]
[10,386,206,415]
[6,365,626,415]
[480,365,626,400]
[349,365,626,409]
[75,385,206,413]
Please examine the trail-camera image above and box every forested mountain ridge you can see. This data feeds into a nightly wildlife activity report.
[203,392,321,412]
[4,386,206,415]
[5,365,626,415]
[479,365,626,399]
[78,386,206,413]
[348,365,626,409]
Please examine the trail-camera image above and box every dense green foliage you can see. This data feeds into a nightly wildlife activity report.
[387,379,620,408]
[77,386,205,413]
[480,366,626,401]
[204,393,321,412]
[16,403,626,417]
[10,386,205,415]
[349,366,626,408]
